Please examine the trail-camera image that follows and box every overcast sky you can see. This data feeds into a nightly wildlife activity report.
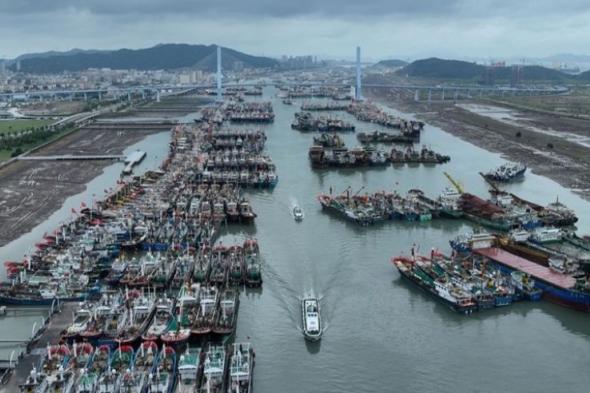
[1,0,589,60]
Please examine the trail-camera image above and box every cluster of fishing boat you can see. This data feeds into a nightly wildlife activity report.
[393,226,590,313]
[458,190,578,231]
[225,102,274,123]
[346,101,424,132]
[195,124,278,189]
[390,146,451,164]
[308,144,450,168]
[291,112,355,132]
[300,101,349,111]
[20,341,254,393]
[104,237,262,291]
[308,145,389,168]
[1,123,268,304]
[200,129,267,154]
[318,189,449,225]
[392,250,540,314]
[200,150,275,173]
[278,85,351,100]
[317,181,580,230]
[356,130,419,144]
[8,97,277,390]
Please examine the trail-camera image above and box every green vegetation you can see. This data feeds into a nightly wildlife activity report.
[397,57,569,83]
[0,123,74,162]
[0,119,53,135]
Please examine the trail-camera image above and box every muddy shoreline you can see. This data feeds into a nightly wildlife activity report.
[0,128,164,246]
[369,91,590,202]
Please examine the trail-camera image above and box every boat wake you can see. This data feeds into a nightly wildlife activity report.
[261,258,300,327]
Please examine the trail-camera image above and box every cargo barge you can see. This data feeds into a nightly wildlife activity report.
[474,247,590,312]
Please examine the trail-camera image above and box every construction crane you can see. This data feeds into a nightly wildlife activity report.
[478,172,500,192]
[443,172,464,194]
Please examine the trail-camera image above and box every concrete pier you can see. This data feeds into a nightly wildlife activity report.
[17,154,125,161]
[2,303,73,393]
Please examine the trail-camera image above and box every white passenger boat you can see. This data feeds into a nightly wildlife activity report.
[301,297,322,341]
[293,206,304,221]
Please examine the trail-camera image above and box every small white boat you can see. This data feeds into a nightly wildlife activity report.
[301,298,322,341]
[530,227,562,244]
[293,206,304,222]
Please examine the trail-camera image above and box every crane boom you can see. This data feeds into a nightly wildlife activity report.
[443,172,464,194]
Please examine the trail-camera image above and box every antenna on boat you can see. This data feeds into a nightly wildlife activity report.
[353,186,365,197]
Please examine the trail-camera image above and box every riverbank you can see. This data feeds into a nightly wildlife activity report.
[0,95,213,247]
[368,90,590,202]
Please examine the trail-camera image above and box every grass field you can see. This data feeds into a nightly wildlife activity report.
[0,119,54,135]
[0,127,74,163]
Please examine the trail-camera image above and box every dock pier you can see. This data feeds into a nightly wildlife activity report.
[0,302,69,391]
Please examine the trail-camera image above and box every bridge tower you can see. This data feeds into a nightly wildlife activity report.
[355,46,363,101]
[216,46,223,103]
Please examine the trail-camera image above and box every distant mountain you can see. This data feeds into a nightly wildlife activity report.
[374,59,408,68]
[576,70,590,80]
[15,49,110,61]
[399,58,484,79]
[397,57,568,82]
[11,44,278,73]
[541,53,590,63]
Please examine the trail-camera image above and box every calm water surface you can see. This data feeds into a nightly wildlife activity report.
[227,88,590,393]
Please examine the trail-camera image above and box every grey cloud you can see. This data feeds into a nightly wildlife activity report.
[2,0,588,19]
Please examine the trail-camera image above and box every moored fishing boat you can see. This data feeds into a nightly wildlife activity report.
[228,343,254,393]
[193,247,211,283]
[147,346,177,393]
[213,288,239,335]
[511,271,543,301]
[198,346,227,393]
[105,259,128,286]
[63,302,94,341]
[244,239,262,287]
[161,286,197,347]
[227,245,244,284]
[238,201,257,224]
[118,341,157,393]
[143,297,176,341]
[191,286,218,337]
[174,347,203,393]
[392,256,478,314]
[63,343,94,393]
[116,292,156,345]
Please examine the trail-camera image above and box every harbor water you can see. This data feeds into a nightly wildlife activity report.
[227,87,590,393]
[2,88,590,392]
